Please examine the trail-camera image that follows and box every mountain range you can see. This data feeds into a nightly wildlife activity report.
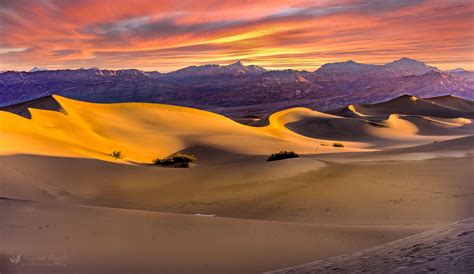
[1,58,473,116]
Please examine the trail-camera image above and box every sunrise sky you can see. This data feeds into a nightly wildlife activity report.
[0,0,473,72]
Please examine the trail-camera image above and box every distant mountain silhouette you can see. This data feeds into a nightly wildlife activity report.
[383,57,438,76]
[1,58,473,115]
[314,60,380,80]
[445,68,474,81]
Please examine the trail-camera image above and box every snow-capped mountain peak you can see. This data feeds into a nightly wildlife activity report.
[29,67,48,72]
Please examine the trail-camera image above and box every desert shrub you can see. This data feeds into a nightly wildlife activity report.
[153,153,197,168]
[320,143,330,146]
[267,151,299,162]
[333,143,344,148]
[112,150,122,159]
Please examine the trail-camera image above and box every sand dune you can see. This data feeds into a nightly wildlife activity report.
[283,111,470,148]
[397,115,473,136]
[286,115,390,142]
[345,95,474,118]
[423,95,474,112]
[326,104,370,118]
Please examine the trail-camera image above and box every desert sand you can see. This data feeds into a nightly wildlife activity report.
[0,198,433,274]
[0,95,473,273]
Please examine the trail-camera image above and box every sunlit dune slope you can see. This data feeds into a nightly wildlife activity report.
[0,96,371,163]
[265,107,367,146]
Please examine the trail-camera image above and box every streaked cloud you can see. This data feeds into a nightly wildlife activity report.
[0,47,28,54]
[0,0,472,71]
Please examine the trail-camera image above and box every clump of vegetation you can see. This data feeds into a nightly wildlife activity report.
[320,143,330,146]
[267,151,299,162]
[153,153,197,168]
[333,143,344,148]
[112,150,122,159]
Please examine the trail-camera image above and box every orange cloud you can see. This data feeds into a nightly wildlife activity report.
[0,0,472,71]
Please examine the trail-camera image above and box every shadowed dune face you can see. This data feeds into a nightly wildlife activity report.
[399,116,473,136]
[348,95,474,118]
[423,95,474,112]
[285,116,389,141]
[326,104,372,118]
[282,110,472,147]
[0,96,64,119]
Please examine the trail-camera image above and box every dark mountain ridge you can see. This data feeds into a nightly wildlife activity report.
[1,58,473,115]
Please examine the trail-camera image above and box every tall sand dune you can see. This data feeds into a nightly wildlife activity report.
[0,96,367,164]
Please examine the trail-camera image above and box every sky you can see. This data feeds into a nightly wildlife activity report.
[0,0,473,72]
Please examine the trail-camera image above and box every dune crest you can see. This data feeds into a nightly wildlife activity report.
[383,114,419,134]
[347,104,368,117]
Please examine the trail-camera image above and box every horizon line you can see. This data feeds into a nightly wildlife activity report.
[2,57,471,74]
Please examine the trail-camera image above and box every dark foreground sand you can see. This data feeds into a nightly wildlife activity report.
[269,218,474,273]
